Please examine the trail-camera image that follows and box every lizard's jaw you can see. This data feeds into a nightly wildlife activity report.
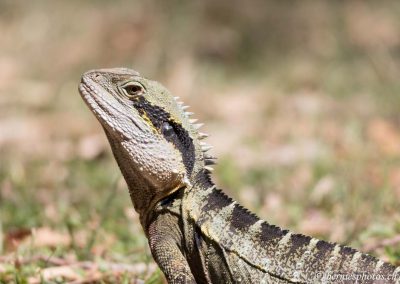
[79,78,147,141]
[79,70,190,219]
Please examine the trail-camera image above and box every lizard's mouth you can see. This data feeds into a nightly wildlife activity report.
[78,77,146,141]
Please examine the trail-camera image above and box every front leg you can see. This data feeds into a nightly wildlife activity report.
[148,214,196,284]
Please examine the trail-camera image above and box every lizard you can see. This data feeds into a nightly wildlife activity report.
[78,67,400,284]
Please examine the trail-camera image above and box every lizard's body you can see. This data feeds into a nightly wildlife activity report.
[79,68,399,283]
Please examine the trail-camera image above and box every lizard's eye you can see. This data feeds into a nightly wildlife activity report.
[161,122,175,138]
[122,82,145,99]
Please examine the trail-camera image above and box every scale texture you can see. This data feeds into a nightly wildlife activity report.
[79,68,399,284]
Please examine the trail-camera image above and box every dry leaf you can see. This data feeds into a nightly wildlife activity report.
[23,227,70,248]
[4,228,31,251]
[40,266,81,281]
[368,118,400,156]
[388,168,400,200]
[310,175,335,203]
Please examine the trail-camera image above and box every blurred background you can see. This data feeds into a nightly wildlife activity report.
[1,0,400,282]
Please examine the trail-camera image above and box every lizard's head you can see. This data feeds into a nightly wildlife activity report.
[79,68,213,222]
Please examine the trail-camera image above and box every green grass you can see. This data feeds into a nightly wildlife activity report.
[1,1,400,282]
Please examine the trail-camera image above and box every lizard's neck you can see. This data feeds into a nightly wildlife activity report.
[103,129,157,226]
[104,110,214,226]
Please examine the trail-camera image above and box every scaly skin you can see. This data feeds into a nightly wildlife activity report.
[79,68,400,284]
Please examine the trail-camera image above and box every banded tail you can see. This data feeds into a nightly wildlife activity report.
[188,184,400,283]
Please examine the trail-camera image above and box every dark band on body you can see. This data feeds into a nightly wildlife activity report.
[132,96,195,174]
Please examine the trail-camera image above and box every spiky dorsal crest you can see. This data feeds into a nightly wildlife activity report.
[174,96,216,174]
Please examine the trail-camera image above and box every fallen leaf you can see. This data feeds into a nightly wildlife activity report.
[388,167,400,200]
[23,227,70,248]
[310,175,335,203]
[368,118,400,156]
[4,228,31,251]
[40,266,81,281]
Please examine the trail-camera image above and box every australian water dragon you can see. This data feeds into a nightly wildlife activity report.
[79,68,399,283]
